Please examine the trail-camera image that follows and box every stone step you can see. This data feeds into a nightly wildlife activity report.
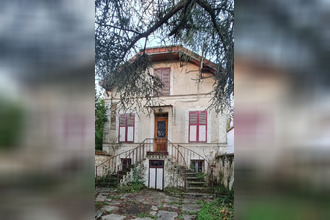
[186,187,211,193]
[97,182,118,188]
[186,176,199,180]
[184,192,214,199]
[187,181,206,186]
[186,173,198,176]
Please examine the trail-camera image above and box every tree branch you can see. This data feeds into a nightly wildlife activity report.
[119,0,188,62]
[96,22,141,34]
[196,0,228,54]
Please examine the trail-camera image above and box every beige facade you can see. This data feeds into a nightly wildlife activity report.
[103,56,228,161]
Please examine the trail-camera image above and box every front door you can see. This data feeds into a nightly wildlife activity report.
[154,113,168,152]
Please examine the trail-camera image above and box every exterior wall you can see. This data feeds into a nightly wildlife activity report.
[95,153,112,177]
[103,61,227,161]
[119,157,185,189]
[215,154,234,190]
[226,128,234,154]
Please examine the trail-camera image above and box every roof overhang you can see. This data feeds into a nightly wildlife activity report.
[135,45,217,74]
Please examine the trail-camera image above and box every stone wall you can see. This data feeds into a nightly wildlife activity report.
[164,157,185,189]
[215,153,234,190]
[95,152,112,177]
[120,159,148,186]
[119,156,185,190]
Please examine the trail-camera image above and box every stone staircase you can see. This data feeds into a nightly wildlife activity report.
[97,173,118,188]
[96,168,132,188]
[184,169,213,199]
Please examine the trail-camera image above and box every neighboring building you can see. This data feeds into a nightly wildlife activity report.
[227,126,234,154]
[98,45,230,192]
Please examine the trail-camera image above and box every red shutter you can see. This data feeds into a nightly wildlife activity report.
[154,68,170,96]
[198,111,207,142]
[162,68,170,95]
[119,114,126,142]
[127,114,135,142]
[189,112,198,142]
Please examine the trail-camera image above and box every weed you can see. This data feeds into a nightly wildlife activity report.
[169,201,182,205]
[138,213,157,219]
[107,195,120,200]
[183,211,198,215]
[177,215,183,219]
[198,185,234,220]
[95,201,109,211]
[164,187,184,196]
[197,172,207,180]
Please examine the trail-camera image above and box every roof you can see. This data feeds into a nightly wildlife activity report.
[134,45,217,74]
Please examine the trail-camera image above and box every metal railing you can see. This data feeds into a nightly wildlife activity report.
[176,144,214,194]
[95,138,214,193]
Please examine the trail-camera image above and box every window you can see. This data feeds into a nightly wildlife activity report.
[191,160,204,173]
[121,158,131,171]
[189,111,207,142]
[118,113,135,142]
[154,68,170,96]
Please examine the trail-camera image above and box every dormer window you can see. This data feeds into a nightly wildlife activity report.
[154,68,170,96]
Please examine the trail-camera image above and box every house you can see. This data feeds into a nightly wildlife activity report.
[226,118,234,154]
[97,45,229,192]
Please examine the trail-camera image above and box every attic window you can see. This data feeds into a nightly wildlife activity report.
[154,68,170,96]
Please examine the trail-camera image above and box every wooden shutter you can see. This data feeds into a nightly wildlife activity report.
[198,111,207,142]
[119,114,126,142]
[127,114,135,142]
[189,112,198,142]
[154,68,170,96]
[161,68,170,95]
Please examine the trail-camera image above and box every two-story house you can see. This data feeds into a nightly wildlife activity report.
[97,45,228,192]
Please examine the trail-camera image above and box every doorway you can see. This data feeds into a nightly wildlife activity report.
[148,160,164,190]
[154,113,168,152]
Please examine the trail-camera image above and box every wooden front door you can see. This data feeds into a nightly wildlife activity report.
[154,113,168,152]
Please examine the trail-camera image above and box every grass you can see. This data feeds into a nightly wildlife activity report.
[197,184,234,220]
[198,199,234,220]
[169,200,182,205]
[138,213,157,219]
[164,187,184,196]
[95,201,110,211]
[117,182,146,193]
[107,195,121,199]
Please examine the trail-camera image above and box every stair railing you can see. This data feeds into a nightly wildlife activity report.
[167,140,187,191]
[95,138,152,186]
[176,144,214,194]
[115,138,154,184]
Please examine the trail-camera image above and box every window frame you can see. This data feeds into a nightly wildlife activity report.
[118,113,135,143]
[154,67,171,96]
[188,111,207,143]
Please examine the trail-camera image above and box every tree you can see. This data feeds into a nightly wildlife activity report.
[95,90,108,151]
[95,0,234,113]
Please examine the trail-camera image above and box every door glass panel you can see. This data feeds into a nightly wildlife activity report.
[157,121,166,138]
